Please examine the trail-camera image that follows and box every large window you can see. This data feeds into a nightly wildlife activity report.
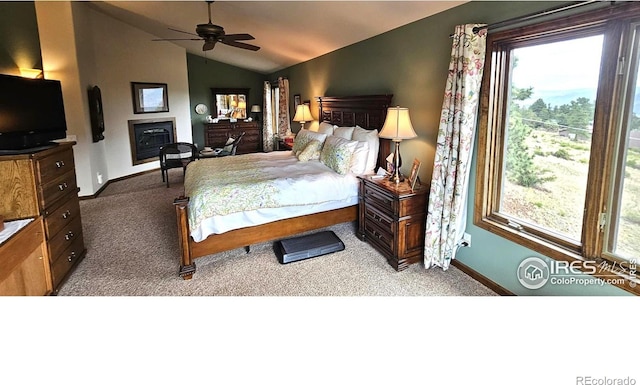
[476,3,640,294]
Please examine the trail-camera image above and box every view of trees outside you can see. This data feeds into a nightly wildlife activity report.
[500,35,639,260]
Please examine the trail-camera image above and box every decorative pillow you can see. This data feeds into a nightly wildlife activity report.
[333,126,355,140]
[222,137,235,153]
[349,141,370,174]
[353,125,379,174]
[297,139,323,162]
[320,135,358,175]
[291,129,327,154]
[317,121,336,136]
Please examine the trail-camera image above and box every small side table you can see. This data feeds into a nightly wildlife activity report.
[357,175,429,271]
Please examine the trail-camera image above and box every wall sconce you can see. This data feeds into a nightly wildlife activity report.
[293,104,314,131]
[379,106,417,184]
[19,68,43,79]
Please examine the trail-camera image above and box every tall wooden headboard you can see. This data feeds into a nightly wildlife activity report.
[316,94,393,169]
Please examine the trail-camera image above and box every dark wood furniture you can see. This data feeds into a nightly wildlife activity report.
[0,142,86,293]
[0,217,52,296]
[159,142,198,187]
[174,94,393,279]
[357,176,428,271]
[204,121,262,154]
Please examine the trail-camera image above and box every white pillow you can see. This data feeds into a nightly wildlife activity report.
[291,129,327,154]
[353,125,379,174]
[320,135,358,175]
[349,141,370,175]
[333,126,355,140]
[317,121,336,136]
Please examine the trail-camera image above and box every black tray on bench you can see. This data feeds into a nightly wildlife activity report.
[275,231,345,264]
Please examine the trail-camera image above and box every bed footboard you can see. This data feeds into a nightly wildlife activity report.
[174,196,196,280]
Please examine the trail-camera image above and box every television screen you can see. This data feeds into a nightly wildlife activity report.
[0,74,67,151]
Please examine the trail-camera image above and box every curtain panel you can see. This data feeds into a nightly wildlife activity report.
[277,77,290,137]
[263,81,274,151]
[424,24,487,270]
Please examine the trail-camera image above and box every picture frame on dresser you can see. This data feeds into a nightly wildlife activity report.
[131,82,169,114]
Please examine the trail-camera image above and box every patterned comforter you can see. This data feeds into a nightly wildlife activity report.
[184,151,359,241]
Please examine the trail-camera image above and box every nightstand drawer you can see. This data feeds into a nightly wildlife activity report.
[363,204,393,234]
[363,220,394,256]
[363,183,395,215]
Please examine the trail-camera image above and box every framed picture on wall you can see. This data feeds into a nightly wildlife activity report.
[131,82,169,114]
[294,94,301,111]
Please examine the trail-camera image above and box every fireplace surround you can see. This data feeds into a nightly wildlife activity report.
[128,118,176,165]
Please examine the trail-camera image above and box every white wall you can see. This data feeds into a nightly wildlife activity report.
[35,1,192,196]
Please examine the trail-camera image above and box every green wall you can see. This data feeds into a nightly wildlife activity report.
[186,53,266,149]
[270,1,630,295]
[0,1,41,76]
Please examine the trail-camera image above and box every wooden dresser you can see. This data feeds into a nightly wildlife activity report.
[0,142,85,293]
[204,121,262,154]
[357,176,428,271]
[0,217,52,296]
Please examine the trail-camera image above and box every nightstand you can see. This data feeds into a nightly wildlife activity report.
[357,176,429,271]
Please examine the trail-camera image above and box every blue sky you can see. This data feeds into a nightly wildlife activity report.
[512,34,603,108]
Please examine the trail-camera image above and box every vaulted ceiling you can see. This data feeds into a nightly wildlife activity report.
[88,1,467,74]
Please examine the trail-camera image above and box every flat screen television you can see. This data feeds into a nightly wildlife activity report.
[0,73,67,152]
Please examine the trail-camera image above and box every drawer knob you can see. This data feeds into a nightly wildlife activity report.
[67,251,76,262]
[62,210,71,219]
[58,182,68,191]
[64,231,74,241]
[55,160,65,168]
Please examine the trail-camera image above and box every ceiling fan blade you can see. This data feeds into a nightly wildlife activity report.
[221,40,260,51]
[168,27,199,37]
[222,33,255,42]
[202,40,217,51]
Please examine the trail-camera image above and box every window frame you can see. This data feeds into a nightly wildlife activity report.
[475,3,640,295]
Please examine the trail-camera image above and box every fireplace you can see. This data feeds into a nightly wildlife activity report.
[128,118,176,165]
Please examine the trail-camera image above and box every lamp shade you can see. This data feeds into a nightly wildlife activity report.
[251,104,261,113]
[379,106,417,140]
[293,104,314,122]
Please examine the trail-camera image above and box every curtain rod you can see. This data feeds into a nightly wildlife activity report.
[450,0,599,36]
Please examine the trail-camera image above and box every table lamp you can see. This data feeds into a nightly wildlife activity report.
[378,106,417,184]
[293,104,314,131]
[251,104,261,121]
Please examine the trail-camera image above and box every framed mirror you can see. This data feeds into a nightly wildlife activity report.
[211,88,249,120]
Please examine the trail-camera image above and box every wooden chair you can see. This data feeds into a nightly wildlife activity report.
[159,142,197,187]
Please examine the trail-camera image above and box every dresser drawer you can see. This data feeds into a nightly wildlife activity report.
[44,197,81,239]
[48,216,83,262]
[36,148,75,185]
[39,171,77,210]
[50,236,84,288]
[363,183,396,215]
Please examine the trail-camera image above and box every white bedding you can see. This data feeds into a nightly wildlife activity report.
[184,151,359,242]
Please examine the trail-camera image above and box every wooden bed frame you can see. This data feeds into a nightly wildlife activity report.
[174,94,393,279]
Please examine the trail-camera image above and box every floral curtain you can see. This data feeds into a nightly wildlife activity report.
[424,24,487,270]
[277,77,290,137]
[263,81,274,151]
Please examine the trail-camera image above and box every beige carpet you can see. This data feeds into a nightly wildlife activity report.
[58,168,497,296]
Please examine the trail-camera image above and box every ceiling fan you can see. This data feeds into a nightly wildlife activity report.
[153,1,260,52]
